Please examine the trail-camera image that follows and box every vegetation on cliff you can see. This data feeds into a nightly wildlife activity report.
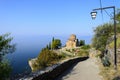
[32,37,63,71]
[109,36,120,48]
[32,48,66,71]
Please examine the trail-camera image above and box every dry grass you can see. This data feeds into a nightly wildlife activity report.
[97,58,120,80]
[109,37,120,48]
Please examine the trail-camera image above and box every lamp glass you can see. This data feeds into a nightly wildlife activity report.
[91,11,97,19]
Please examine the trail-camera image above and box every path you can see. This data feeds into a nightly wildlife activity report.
[56,58,102,80]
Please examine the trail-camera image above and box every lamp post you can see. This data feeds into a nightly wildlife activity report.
[91,6,117,69]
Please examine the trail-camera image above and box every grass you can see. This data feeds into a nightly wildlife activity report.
[109,37,120,48]
[65,47,89,57]
[77,49,89,57]
[98,58,120,80]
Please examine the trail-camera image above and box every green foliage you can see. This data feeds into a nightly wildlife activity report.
[57,53,66,59]
[81,45,90,50]
[0,62,11,80]
[92,23,120,52]
[0,33,15,62]
[45,37,61,50]
[79,40,85,46]
[33,48,63,70]
[37,48,58,67]
[76,39,79,46]
[109,37,120,48]
[52,37,54,42]
[117,23,120,33]
[46,44,49,49]
[0,33,15,79]
[48,42,51,49]
[116,9,120,23]
[51,38,61,49]
[77,49,89,57]
[92,23,114,52]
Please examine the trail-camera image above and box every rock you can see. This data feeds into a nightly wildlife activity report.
[28,58,37,71]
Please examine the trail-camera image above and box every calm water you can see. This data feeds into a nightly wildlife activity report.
[6,35,92,75]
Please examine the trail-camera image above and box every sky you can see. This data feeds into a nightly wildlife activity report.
[0,0,120,36]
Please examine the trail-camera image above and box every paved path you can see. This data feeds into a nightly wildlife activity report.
[56,58,102,80]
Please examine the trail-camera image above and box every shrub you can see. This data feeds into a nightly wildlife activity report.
[32,48,64,71]
[0,62,11,80]
[57,53,66,59]
[77,49,89,57]
[81,45,90,50]
[37,48,59,66]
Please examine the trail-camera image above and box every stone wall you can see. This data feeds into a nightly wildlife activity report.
[18,57,88,80]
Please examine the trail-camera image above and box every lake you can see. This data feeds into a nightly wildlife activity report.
[6,34,92,76]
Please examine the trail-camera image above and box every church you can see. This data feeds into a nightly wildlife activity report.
[66,34,78,49]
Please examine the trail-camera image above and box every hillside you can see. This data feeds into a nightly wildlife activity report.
[109,34,120,49]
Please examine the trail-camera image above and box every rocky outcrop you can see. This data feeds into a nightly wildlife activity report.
[28,58,37,71]
[106,49,120,64]
[106,34,120,64]
[66,34,77,49]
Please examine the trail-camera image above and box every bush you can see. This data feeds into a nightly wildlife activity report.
[81,45,90,50]
[32,48,64,71]
[57,53,66,59]
[0,62,11,80]
[66,49,71,52]
[77,49,89,57]
[38,48,59,66]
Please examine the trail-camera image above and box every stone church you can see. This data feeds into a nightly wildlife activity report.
[66,34,78,49]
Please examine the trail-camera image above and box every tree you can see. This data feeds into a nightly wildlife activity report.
[115,9,120,23]
[0,61,11,80]
[0,33,15,62]
[51,38,61,49]
[92,23,114,52]
[76,39,79,46]
[79,40,85,46]
[0,33,15,80]
[45,37,62,50]
[46,44,49,49]
[52,39,61,49]
[48,42,51,49]
[52,37,54,42]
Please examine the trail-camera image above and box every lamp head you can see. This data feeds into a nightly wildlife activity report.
[90,11,97,19]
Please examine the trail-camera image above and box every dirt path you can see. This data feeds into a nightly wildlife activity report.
[56,58,102,80]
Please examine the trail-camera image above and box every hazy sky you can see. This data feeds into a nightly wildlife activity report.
[0,0,120,36]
